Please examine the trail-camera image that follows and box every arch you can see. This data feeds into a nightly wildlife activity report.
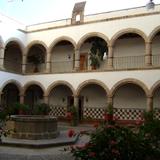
[110,78,149,97]
[0,80,22,94]
[149,26,160,41]
[77,32,110,50]
[76,79,110,96]
[4,38,25,53]
[23,81,45,95]
[150,80,160,96]
[26,40,48,55]
[49,36,76,53]
[110,28,148,46]
[46,80,75,96]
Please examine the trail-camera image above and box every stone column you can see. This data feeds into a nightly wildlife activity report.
[147,96,153,112]
[145,42,152,67]
[107,45,113,69]
[107,96,113,106]
[46,52,51,73]
[22,55,27,74]
[74,49,80,71]
[74,96,79,107]
[0,46,5,70]
[44,96,49,104]
[20,94,25,104]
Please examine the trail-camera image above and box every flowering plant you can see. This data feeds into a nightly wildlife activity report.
[69,115,160,160]
[66,105,78,126]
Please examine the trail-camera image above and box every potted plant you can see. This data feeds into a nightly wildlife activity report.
[89,38,108,69]
[27,53,44,72]
[10,103,30,115]
[32,103,51,115]
[104,103,114,122]
[66,105,78,126]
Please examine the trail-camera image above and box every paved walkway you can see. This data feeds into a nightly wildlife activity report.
[0,123,93,160]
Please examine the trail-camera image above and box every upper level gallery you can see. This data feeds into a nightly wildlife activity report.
[0,3,160,75]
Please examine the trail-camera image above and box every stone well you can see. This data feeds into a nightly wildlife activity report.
[6,115,59,140]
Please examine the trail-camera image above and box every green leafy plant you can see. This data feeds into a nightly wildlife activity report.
[89,38,108,69]
[27,53,45,72]
[32,103,51,115]
[67,105,78,126]
[69,116,160,160]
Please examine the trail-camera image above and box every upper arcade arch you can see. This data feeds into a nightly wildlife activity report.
[48,36,76,52]
[77,32,110,50]
[110,28,148,46]
[149,26,160,42]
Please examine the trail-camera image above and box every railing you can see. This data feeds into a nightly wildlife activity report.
[25,63,46,73]
[113,55,145,70]
[2,54,160,74]
[3,59,22,73]
[152,54,160,67]
[51,60,74,73]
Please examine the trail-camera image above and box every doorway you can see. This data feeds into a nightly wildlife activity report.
[80,54,87,71]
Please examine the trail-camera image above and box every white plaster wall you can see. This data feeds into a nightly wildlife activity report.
[26,14,160,46]
[1,69,160,93]
[113,84,146,109]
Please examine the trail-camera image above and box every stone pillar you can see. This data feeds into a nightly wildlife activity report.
[20,94,25,104]
[46,52,51,73]
[147,96,153,112]
[74,49,80,71]
[107,96,113,106]
[145,42,152,67]
[74,96,79,107]
[0,46,5,70]
[22,55,27,74]
[44,96,49,104]
[107,45,113,69]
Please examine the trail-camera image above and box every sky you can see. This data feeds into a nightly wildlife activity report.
[0,0,159,25]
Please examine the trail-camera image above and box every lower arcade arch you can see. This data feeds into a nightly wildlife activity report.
[24,84,44,107]
[1,83,20,108]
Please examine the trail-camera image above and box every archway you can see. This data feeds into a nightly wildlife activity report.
[78,83,108,120]
[113,33,145,69]
[24,84,44,108]
[48,84,73,118]
[4,41,22,73]
[1,83,20,108]
[113,83,146,120]
[79,36,108,71]
[50,40,75,73]
[152,31,160,67]
[26,44,46,73]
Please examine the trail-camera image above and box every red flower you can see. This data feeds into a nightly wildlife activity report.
[88,152,96,157]
[67,129,75,138]
[66,112,72,120]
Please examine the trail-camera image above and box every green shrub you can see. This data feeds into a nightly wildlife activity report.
[70,118,160,160]
[32,103,51,115]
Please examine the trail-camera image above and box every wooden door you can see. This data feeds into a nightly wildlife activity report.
[80,55,87,71]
